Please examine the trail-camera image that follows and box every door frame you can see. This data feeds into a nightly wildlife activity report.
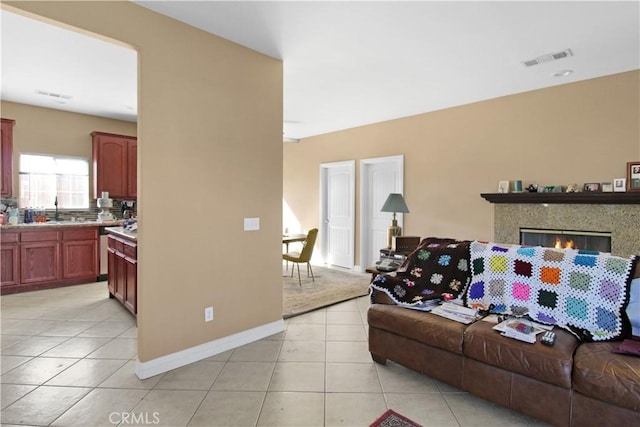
[319,160,355,268]
[359,155,404,272]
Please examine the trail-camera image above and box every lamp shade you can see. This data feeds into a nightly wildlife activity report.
[381,193,409,213]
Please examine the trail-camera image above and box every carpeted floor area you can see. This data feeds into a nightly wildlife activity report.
[282,264,371,318]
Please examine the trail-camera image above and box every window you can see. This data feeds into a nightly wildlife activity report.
[19,154,89,209]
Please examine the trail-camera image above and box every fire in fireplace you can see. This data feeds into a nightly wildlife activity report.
[520,228,612,253]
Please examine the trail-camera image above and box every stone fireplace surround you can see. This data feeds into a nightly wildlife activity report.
[492,203,640,258]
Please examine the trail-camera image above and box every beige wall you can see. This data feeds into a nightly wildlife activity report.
[284,71,640,266]
[6,2,283,362]
[1,101,137,196]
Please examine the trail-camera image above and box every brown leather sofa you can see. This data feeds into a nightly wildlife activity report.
[368,263,640,427]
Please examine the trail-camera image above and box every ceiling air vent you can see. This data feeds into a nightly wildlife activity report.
[522,49,573,67]
[35,90,73,101]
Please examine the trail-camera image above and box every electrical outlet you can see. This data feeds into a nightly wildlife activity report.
[204,306,214,322]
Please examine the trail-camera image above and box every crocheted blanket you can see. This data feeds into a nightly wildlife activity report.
[466,241,638,342]
[370,238,471,306]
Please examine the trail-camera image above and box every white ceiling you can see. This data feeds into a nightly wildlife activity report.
[2,1,639,139]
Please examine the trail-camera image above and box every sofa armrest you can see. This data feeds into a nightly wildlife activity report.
[370,288,397,305]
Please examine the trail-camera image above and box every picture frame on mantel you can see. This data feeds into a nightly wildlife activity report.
[627,161,640,192]
[614,178,626,192]
[583,183,601,192]
[497,180,509,193]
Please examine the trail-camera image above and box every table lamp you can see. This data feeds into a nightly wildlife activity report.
[381,193,409,248]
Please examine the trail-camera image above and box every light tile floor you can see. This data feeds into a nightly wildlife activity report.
[1,282,551,426]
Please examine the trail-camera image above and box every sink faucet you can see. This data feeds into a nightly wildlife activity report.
[54,196,60,221]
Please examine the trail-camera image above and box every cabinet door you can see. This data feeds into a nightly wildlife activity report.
[107,248,117,296]
[1,118,15,197]
[63,240,98,279]
[1,243,19,286]
[127,139,137,199]
[93,133,127,199]
[113,253,126,303]
[20,241,61,284]
[124,257,137,314]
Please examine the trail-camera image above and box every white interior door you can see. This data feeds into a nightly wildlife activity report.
[360,155,404,270]
[320,161,355,268]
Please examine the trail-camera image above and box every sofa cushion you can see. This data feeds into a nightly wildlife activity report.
[463,321,579,388]
[573,341,640,412]
[368,303,468,355]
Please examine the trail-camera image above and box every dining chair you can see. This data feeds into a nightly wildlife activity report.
[283,228,318,286]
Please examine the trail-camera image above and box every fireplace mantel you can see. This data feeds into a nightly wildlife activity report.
[481,192,640,204]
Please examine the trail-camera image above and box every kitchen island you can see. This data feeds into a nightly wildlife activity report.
[0,220,118,295]
[105,226,137,315]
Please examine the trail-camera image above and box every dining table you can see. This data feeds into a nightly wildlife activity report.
[282,233,307,252]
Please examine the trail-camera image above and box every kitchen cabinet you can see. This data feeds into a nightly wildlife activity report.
[1,118,15,197]
[62,228,98,280]
[0,226,99,294]
[107,232,137,315]
[20,230,61,285]
[0,232,19,286]
[127,139,137,199]
[91,131,137,199]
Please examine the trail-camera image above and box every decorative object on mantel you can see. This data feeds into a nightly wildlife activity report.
[480,191,640,204]
[513,180,523,192]
[614,178,626,192]
[602,182,613,192]
[526,184,538,192]
[543,185,564,192]
[566,183,580,193]
[497,180,509,193]
[627,161,640,192]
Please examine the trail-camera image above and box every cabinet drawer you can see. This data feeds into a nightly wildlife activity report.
[63,228,97,241]
[20,230,60,242]
[0,232,19,243]
[108,235,124,253]
[124,242,137,259]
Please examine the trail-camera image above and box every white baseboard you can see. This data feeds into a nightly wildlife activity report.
[135,319,285,379]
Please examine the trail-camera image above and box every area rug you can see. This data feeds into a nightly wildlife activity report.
[282,265,370,318]
[370,409,423,427]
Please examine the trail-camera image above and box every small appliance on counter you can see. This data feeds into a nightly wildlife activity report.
[96,191,115,223]
[121,200,135,219]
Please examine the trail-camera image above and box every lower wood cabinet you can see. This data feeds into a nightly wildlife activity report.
[20,240,61,284]
[107,233,137,315]
[0,232,19,286]
[62,229,98,279]
[0,226,98,294]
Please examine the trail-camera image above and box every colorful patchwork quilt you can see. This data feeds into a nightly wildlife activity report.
[466,241,638,342]
[370,238,472,306]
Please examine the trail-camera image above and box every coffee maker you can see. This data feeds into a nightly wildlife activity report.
[121,200,136,219]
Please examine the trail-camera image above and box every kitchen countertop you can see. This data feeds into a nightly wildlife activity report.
[1,220,122,230]
[104,226,137,241]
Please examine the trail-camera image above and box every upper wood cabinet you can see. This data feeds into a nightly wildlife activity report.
[91,131,137,199]
[1,118,15,197]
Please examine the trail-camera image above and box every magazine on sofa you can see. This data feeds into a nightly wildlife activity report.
[431,302,479,324]
[492,318,550,343]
